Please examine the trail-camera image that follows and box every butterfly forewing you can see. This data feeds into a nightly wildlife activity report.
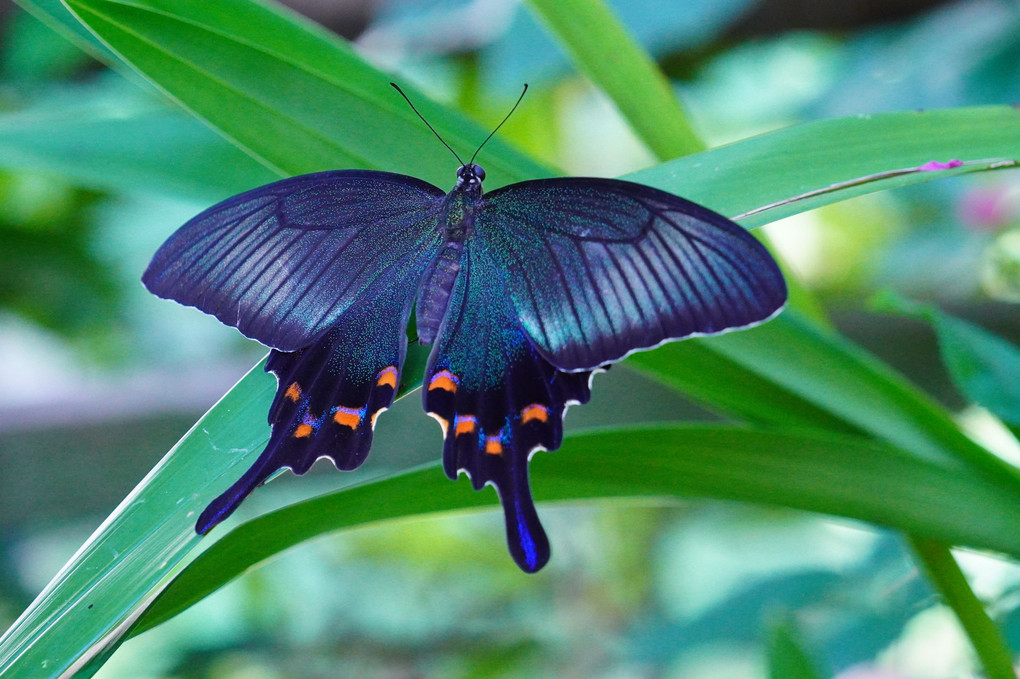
[143,170,446,351]
[479,178,787,371]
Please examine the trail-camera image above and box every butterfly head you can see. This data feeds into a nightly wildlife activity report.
[456,163,486,191]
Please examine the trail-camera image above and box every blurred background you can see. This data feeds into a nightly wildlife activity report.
[1,0,1019,676]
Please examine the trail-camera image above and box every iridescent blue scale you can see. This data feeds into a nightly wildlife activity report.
[144,158,786,573]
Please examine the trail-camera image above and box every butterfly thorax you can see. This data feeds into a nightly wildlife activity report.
[415,164,486,345]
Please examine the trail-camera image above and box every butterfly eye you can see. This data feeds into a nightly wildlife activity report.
[457,164,485,182]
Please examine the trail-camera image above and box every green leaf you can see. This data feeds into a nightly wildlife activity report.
[626,106,1020,227]
[624,336,862,434]
[525,0,704,158]
[133,426,1020,636]
[645,311,1015,482]
[873,291,1020,425]
[0,361,271,677]
[62,0,551,188]
[14,0,116,64]
[0,79,277,200]
[908,537,1017,679]
[768,620,825,679]
[2,4,94,81]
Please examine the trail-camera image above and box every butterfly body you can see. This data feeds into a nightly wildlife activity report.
[416,163,484,343]
[144,161,786,572]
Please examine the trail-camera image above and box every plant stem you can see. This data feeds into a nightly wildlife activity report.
[909,537,1016,679]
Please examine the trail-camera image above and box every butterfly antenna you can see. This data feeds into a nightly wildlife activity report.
[469,83,528,165]
[391,82,464,165]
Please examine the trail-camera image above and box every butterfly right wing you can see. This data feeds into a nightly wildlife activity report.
[143,170,446,352]
[481,178,787,371]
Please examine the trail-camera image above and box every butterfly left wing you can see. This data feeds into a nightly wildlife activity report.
[142,171,448,533]
[479,178,787,371]
[423,245,594,573]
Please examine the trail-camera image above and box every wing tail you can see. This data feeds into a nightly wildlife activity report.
[423,247,594,572]
[424,355,592,573]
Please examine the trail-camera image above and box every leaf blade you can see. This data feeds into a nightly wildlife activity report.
[524,0,704,158]
[62,0,551,188]
[132,425,1020,635]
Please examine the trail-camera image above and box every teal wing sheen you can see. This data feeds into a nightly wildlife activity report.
[480,178,787,371]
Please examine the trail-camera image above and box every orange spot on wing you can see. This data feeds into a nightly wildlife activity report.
[376,366,398,389]
[455,415,477,436]
[284,382,302,402]
[294,423,313,438]
[428,370,459,393]
[521,403,550,424]
[485,436,503,455]
[332,406,362,429]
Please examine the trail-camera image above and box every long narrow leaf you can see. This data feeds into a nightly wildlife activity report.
[628,106,1020,227]
[525,0,704,158]
[0,361,269,677]
[874,291,1020,425]
[17,0,117,64]
[62,0,550,188]
[909,537,1019,679]
[133,425,1020,636]
[0,84,276,199]
[631,310,1020,482]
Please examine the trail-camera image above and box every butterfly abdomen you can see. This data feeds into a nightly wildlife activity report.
[416,242,464,344]
[415,185,481,344]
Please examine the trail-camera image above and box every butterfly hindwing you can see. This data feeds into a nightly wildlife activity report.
[143,170,446,351]
[423,245,593,572]
[196,247,432,533]
[480,178,788,371]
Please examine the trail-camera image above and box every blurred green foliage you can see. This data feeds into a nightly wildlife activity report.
[0,174,119,354]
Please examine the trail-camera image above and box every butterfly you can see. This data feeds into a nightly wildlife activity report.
[143,85,787,573]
